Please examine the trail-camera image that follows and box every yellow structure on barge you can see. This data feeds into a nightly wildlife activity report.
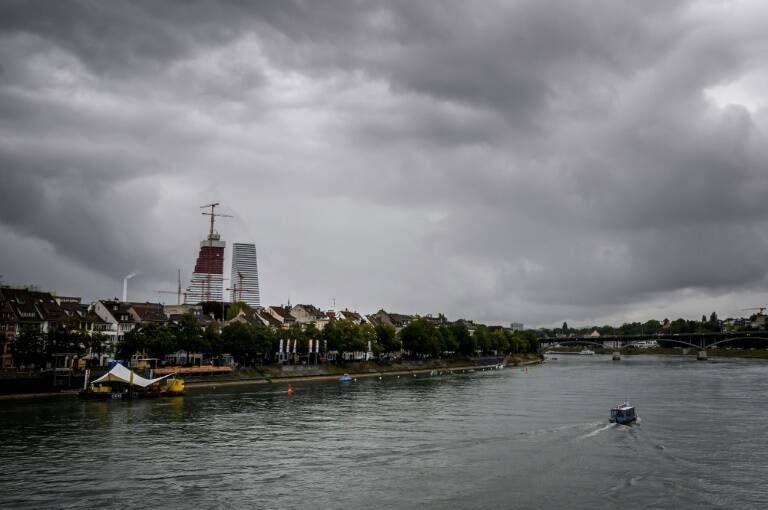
[79,363,185,399]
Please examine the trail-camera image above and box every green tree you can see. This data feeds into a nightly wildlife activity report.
[320,320,370,354]
[86,333,109,365]
[11,326,46,369]
[490,329,511,354]
[399,318,441,358]
[472,325,492,354]
[118,323,176,359]
[438,324,458,354]
[375,324,400,353]
[452,322,475,356]
[204,323,221,356]
[226,302,250,321]
[175,314,209,354]
[512,330,538,353]
[359,323,377,352]
[642,319,662,334]
[220,322,256,365]
[47,325,85,358]
[321,321,342,352]
[337,320,369,352]
[251,325,274,362]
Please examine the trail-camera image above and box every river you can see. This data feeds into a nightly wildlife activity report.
[2,355,768,509]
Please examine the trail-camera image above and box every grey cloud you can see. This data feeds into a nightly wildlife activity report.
[1,0,768,327]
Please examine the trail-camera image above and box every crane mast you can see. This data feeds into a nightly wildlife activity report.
[200,203,232,303]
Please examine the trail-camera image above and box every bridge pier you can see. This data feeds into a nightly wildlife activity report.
[697,350,708,361]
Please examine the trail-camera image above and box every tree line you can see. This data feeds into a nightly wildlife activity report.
[10,314,540,369]
[11,315,109,370]
[116,315,538,366]
[544,312,729,338]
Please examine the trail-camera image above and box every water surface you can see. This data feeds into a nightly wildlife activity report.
[2,355,767,509]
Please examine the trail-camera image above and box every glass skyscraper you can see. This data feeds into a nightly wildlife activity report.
[230,242,260,307]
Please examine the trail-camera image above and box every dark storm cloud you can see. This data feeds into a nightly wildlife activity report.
[1,0,768,326]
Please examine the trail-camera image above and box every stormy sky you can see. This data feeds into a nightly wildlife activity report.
[2,0,768,327]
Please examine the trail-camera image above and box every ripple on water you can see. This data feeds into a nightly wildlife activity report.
[2,357,768,509]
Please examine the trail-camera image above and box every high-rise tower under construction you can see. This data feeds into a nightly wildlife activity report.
[187,203,230,303]
[230,243,260,308]
[187,233,225,303]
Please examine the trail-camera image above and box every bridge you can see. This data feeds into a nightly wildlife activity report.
[540,331,768,359]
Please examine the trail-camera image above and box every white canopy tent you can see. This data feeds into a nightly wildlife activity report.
[91,363,174,388]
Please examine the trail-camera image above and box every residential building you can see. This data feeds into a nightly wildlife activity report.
[91,300,136,356]
[337,309,368,325]
[368,309,414,331]
[266,306,297,329]
[164,304,203,319]
[454,318,479,335]
[0,301,17,369]
[128,302,167,323]
[291,304,325,325]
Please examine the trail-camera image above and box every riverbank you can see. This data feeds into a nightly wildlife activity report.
[186,355,541,389]
[0,354,543,399]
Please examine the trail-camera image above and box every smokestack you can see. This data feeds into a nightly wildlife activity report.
[122,272,137,302]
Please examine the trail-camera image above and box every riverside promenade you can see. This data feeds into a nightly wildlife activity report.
[186,356,541,390]
[0,355,543,399]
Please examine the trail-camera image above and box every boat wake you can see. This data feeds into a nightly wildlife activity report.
[579,423,616,440]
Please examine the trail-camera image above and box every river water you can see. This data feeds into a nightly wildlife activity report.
[2,355,768,509]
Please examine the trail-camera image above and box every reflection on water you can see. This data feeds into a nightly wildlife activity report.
[2,356,768,509]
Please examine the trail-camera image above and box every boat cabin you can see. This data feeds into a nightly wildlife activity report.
[609,403,637,424]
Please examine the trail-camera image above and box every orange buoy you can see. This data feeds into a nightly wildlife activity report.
[287,384,294,395]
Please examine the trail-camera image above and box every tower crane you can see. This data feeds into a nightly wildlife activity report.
[200,203,232,302]
[156,269,187,304]
[156,290,190,305]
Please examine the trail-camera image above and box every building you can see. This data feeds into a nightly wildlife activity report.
[91,300,136,355]
[291,304,325,325]
[0,301,18,369]
[368,309,414,332]
[127,302,167,323]
[164,304,203,319]
[337,309,368,325]
[187,232,226,303]
[266,306,297,329]
[230,243,260,308]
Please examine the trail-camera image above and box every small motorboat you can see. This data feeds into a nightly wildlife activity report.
[609,402,637,424]
[579,349,595,355]
[338,374,353,383]
[612,352,621,361]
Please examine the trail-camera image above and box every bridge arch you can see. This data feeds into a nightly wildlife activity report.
[544,337,706,350]
[647,338,703,350]
[706,336,768,349]
[545,340,606,349]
